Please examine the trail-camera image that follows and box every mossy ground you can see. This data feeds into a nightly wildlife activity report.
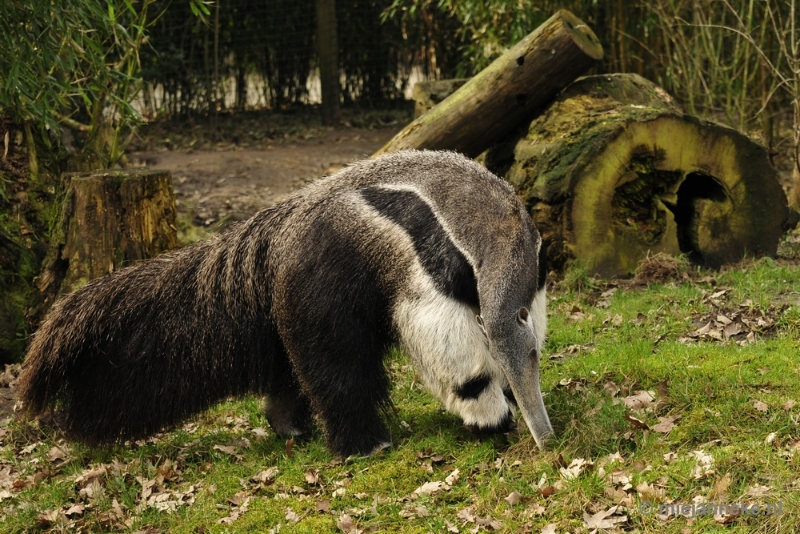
[1,249,799,533]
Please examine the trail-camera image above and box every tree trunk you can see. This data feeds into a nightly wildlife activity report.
[485,74,789,277]
[316,0,340,126]
[374,10,603,158]
[36,169,178,315]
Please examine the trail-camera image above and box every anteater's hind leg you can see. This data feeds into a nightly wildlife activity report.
[265,347,314,438]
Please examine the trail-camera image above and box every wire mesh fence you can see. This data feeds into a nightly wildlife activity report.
[138,0,425,120]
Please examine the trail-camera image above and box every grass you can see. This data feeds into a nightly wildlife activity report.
[1,257,799,533]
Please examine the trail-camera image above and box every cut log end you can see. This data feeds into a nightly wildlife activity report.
[489,74,788,277]
[556,9,604,61]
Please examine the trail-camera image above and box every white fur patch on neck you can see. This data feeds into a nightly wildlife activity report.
[395,274,512,428]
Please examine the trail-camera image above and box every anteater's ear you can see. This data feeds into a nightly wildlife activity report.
[475,315,488,337]
[517,307,530,325]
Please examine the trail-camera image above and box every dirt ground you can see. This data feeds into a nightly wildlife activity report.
[127,123,403,230]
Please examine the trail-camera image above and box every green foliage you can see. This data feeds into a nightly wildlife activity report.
[382,0,552,77]
[0,0,153,167]
[140,0,413,119]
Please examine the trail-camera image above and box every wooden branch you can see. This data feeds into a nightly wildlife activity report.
[374,10,603,158]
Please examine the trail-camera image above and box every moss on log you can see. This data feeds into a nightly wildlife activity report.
[375,10,603,158]
[485,73,789,277]
[36,169,178,313]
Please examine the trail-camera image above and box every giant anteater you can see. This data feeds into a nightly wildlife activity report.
[19,150,553,458]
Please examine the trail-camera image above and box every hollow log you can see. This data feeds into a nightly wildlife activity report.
[374,10,603,158]
[485,74,789,277]
[36,169,178,313]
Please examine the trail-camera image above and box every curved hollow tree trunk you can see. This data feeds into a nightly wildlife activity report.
[485,74,789,277]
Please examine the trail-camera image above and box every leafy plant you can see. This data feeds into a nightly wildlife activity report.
[0,0,154,169]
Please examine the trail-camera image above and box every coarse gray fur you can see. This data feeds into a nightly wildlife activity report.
[19,150,553,458]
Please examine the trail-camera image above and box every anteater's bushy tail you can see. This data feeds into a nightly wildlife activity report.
[18,208,287,443]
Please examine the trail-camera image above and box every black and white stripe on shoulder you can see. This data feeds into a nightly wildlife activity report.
[360,186,479,307]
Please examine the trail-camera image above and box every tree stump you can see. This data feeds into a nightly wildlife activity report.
[36,169,178,312]
[375,10,603,158]
[485,74,789,277]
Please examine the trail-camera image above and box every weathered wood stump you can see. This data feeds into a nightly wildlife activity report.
[485,74,789,277]
[375,10,603,158]
[37,169,178,312]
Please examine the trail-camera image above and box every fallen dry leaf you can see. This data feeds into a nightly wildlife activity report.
[504,491,523,506]
[305,468,321,485]
[746,485,771,498]
[636,481,665,501]
[559,457,592,480]
[624,414,649,430]
[456,506,476,523]
[689,450,715,479]
[414,480,445,495]
[604,486,634,507]
[64,503,85,517]
[316,499,332,513]
[712,472,732,500]
[445,468,460,486]
[251,467,279,485]
[398,504,430,519]
[212,444,242,460]
[46,445,69,463]
[337,513,361,533]
[540,524,557,534]
[652,414,681,433]
[286,507,306,523]
[583,505,628,529]
[620,391,656,411]
[218,492,251,524]
[603,381,621,397]
[784,399,796,411]
[753,400,768,413]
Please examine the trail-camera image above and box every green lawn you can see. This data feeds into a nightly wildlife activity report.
[1,255,799,533]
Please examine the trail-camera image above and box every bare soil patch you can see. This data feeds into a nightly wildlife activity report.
[129,127,400,228]
[126,109,407,230]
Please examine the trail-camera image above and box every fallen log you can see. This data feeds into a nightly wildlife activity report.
[375,10,603,158]
[36,168,178,314]
[485,73,789,277]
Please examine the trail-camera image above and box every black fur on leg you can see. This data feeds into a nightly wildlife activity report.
[265,350,314,438]
[274,216,395,457]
